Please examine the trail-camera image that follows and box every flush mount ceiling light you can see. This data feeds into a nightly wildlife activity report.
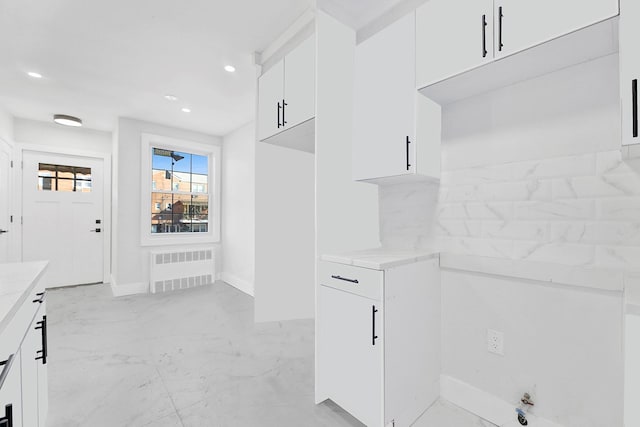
[181,107,191,113]
[53,114,83,127]
[27,71,43,79]
[224,65,236,73]
[164,94,178,101]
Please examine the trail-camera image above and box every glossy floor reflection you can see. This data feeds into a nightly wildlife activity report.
[47,282,491,427]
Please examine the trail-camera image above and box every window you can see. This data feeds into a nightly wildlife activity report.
[38,163,92,192]
[141,134,221,246]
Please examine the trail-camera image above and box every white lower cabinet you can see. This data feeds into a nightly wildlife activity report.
[316,258,440,426]
[0,264,48,427]
[0,349,23,427]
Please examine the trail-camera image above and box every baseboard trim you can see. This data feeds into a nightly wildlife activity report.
[219,272,254,297]
[110,276,149,297]
[440,375,562,427]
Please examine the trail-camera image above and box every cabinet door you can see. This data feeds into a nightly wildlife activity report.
[495,0,618,58]
[21,315,42,427]
[283,35,315,129]
[353,13,417,182]
[0,350,23,427]
[258,60,285,141]
[621,0,640,146]
[36,308,48,427]
[317,285,383,426]
[416,0,494,89]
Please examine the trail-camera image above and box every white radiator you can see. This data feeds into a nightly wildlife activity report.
[149,247,215,294]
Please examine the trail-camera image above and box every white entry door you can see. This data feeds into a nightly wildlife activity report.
[22,151,104,287]
[0,139,11,262]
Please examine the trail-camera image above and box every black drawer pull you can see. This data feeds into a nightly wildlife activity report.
[32,292,45,304]
[277,102,282,128]
[330,275,359,284]
[498,7,504,52]
[633,79,638,138]
[0,404,12,427]
[372,306,379,346]
[406,136,411,171]
[35,316,48,365]
[481,14,488,58]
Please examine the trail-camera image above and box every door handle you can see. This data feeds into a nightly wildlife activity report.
[90,228,101,233]
[372,306,379,346]
[481,14,488,58]
[498,6,504,52]
[633,79,638,138]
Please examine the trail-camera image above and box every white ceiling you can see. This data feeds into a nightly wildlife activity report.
[0,0,315,136]
[0,0,406,137]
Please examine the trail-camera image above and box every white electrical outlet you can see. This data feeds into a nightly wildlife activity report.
[487,329,504,356]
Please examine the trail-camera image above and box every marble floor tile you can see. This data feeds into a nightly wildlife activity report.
[412,399,497,427]
[47,282,491,427]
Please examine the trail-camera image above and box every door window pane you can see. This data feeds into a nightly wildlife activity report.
[38,163,92,192]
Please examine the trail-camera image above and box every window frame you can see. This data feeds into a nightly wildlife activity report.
[140,133,221,246]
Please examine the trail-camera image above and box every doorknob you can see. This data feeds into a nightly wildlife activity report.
[90,228,101,233]
[0,229,7,234]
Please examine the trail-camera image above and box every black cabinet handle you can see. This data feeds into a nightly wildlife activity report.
[0,354,15,390]
[481,15,488,58]
[330,275,359,284]
[282,99,288,126]
[32,292,45,304]
[633,79,638,138]
[277,102,282,128]
[372,306,379,346]
[0,230,7,234]
[498,7,504,52]
[406,136,411,171]
[35,316,48,365]
[0,404,12,427]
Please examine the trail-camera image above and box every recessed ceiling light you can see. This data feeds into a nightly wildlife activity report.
[27,71,43,79]
[181,107,191,113]
[164,94,178,101]
[53,114,83,127]
[224,65,236,73]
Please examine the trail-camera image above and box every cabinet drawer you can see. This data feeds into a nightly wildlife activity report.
[319,261,383,300]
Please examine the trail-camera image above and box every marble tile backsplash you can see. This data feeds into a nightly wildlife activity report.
[434,150,640,271]
[378,55,640,272]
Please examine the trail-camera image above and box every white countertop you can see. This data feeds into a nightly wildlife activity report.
[0,261,48,335]
[321,248,439,270]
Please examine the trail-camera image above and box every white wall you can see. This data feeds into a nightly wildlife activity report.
[0,108,13,143]
[13,117,112,154]
[437,55,623,426]
[221,121,255,296]
[112,117,222,294]
[254,141,315,321]
[315,11,380,258]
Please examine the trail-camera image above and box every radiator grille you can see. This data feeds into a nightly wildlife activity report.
[149,248,215,293]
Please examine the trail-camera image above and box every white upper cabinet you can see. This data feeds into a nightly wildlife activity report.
[621,0,640,146]
[416,0,494,89]
[257,34,316,150]
[282,35,315,129]
[354,12,441,184]
[495,0,618,58]
[257,60,284,142]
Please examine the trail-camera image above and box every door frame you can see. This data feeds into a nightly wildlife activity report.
[0,136,16,262]
[15,143,112,285]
